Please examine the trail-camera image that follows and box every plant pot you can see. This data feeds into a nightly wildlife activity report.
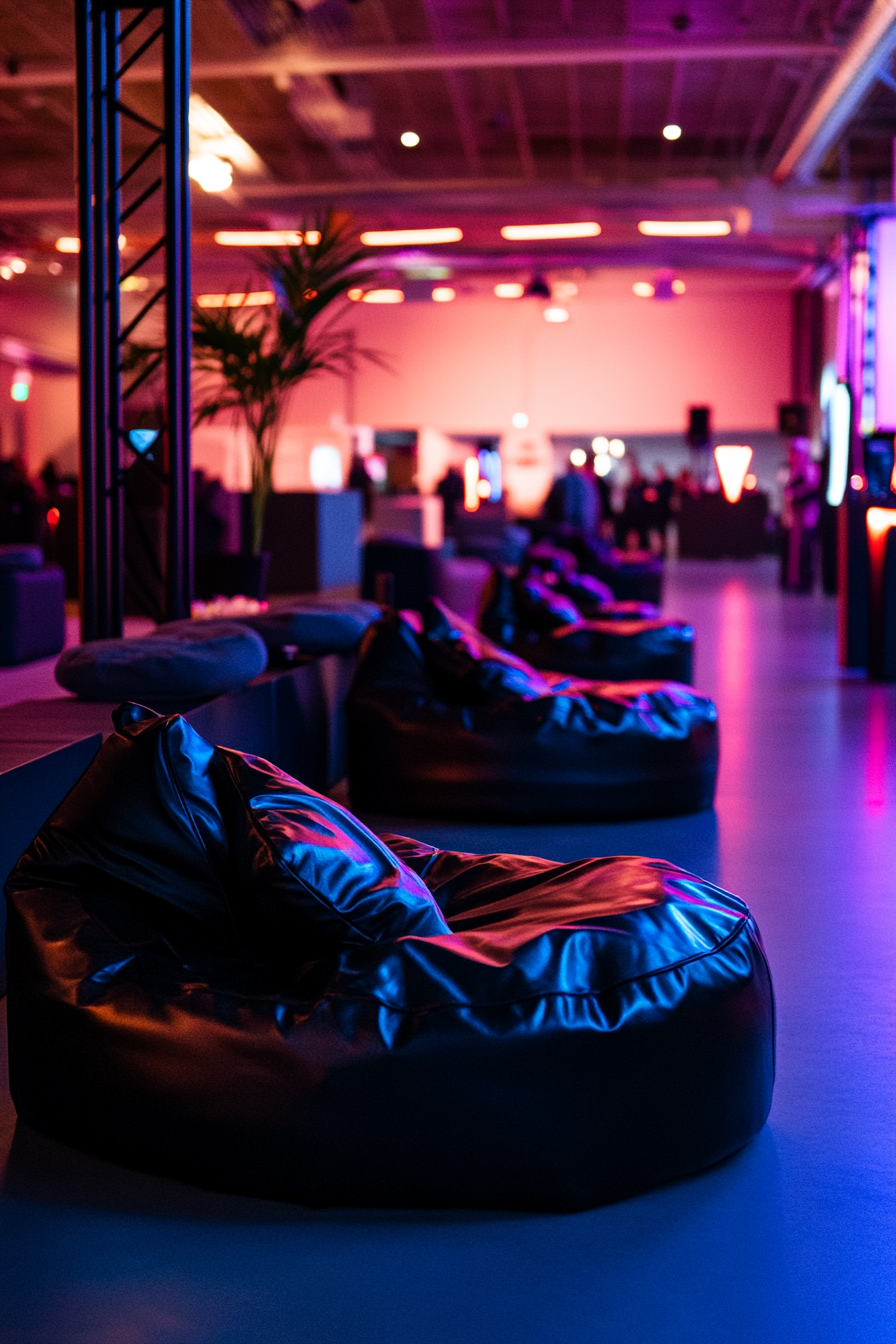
[194,552,271,602]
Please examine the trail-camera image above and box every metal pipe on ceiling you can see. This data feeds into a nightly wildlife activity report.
[773,0,896,182]
[0,38,840,89]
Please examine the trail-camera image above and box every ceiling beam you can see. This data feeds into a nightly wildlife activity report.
[0,39,840,89]
[773,0,896,181]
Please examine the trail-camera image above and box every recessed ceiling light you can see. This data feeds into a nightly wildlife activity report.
[0,265,13,281]
[400,131,420,147]
[570,448,587,467]
[592,436,609,453]
[672,278,686,294]
[494,282,524,298]
[608,438,626,458]
[662,124,682,140]
[9,258,26,274]
[215,230,303,246]
[512,411,529,429]
[633,281,655,297]
[431,286,455,302]
[361,288,405,304]
[638,220,731,237]
[360,228,463,246]
[544,306,570,323]
[55,237,80,253]
[500,222,600,241]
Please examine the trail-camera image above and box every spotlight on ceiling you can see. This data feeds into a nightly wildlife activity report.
[500,222,601,241]
[662,124,682,140]
[526,275,552,300]
[608,439,626,458]
[638,220,731,237]
[400,130,420,147]
[633,281,655,298]
[55,237,81,253]
[494,282,524,298]
[431,286,455,302]
[592,436,609,453]
[570,448,588,467]
[594,456,612,477]
[360,228,463,246]
[544,307,570,323]
[512,412,529,429]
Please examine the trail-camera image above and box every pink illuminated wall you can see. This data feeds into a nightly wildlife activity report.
[290,269,791,435]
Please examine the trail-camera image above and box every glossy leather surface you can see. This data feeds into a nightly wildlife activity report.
[484,571,694,684]
[5,715,773,1211]
[347,605,717,820]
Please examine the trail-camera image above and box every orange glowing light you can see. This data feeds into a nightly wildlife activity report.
[361,289,404,304]
[359,228,463,246]
[500,222,600,241]
[463,456,481,511]
[866,506,896,540]
[638,220,731,237]
[744,472,757,490]
[714,444,753,503]
[214,230,303,246]
[196,291,275,308]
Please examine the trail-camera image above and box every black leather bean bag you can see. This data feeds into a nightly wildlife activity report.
[4,704,773,1212]
[55,620,268,703]
[347,600,717,820]
[481,570,694,685]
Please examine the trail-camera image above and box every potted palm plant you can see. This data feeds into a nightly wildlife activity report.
[192,211,378,597]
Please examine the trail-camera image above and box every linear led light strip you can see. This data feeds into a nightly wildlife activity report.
[360,228,463,246]
[196,291,275,308]
[500,222,600,240]
[214,230,320,246]
[638,220,731,237]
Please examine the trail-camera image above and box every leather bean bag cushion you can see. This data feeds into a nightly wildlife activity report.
[4,706,773,1212]
[538,531,665,605]
[55,620,268,703]
[228,600,381,659]
[347,600,717,820]
[484,572,693,684]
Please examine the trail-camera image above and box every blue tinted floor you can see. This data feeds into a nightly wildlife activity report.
[1,558,893,1344]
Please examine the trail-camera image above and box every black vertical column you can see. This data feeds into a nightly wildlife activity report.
[164,0,192,621]
[75,0,192,641]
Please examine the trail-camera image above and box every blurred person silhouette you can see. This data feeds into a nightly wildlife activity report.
[544,456,600,537]
[781,437,821,592]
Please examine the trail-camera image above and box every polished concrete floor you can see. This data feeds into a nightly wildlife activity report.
[1,559,893,1344]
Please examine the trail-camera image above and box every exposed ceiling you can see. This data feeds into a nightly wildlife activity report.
[2,0,896,279]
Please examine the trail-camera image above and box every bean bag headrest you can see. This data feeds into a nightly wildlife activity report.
[420,598,553,702]
[19,703,448,968]
[55,620,268,703]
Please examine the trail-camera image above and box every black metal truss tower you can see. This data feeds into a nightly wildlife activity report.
[76,0,192,639]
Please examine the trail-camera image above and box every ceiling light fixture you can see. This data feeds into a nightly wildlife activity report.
[431,286,455,302]
[592,436,609,453]
[512,412,529,429]
[662,124,682,140]
[633,281,655,297]
[56,237,80,253]
[400,131,420,147]
[494,282,524,298]
[9,258,26,274]
[570,448,587,467]
[360,228,463,246]
[215,230,303,246]
[638,220,731,237]
[0,266,13,281]
[672,278,686,294]
[500,222,600,241]
[594,456,612,477]
[188,153,233,192]
[196,291,275,308]
[544,307,570,323]
[608,439,626,458]
[361,288,405,304]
